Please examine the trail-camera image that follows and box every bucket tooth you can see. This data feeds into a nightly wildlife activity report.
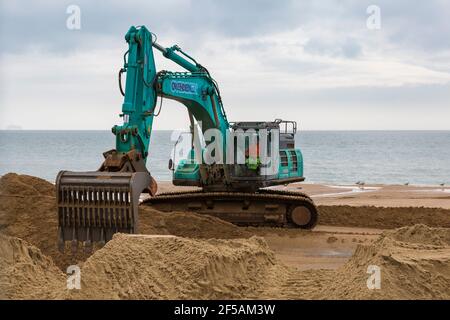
[71,227,78,254]
[99,228,106,246]
[58,227,65,253]
[84,228,93,254]
[84,241,92,253]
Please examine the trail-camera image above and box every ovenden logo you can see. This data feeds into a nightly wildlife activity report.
[171,81,198,95]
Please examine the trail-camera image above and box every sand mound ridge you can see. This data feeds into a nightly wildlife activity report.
[0,234,66,299]
[69,234,284,299]
[384,224,450,246]
[321,224,450,299]
[319,205,450,228]
[0,233,285,300]
[0,173,54,197]
[139,206,252,239]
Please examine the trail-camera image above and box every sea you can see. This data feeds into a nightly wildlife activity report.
[0,130,449,186]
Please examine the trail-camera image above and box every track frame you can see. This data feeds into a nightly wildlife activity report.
[142,189,318,229]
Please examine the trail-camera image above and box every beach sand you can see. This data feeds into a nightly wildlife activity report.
[1,173,449,299]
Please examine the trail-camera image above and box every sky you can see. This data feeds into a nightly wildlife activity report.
[0,0,449,130]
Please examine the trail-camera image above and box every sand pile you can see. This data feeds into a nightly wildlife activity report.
[0,233,285,300]
[139,206,252,239]
[2,221,448,299]
[319,205,450,229]
[70,234,285,300]
[1,173,449,300]
[0,234,66,299]
[0,173,54,197]
[320,224,450,299]
[0,173,250,271]
[0,173,91,270]
[384,224,450,246]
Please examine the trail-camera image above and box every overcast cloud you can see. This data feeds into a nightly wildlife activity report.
[0,0,449,130]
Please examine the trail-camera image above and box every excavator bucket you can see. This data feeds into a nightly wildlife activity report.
[55,170,152,253]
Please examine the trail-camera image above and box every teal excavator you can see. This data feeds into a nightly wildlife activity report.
[56,26,318,253]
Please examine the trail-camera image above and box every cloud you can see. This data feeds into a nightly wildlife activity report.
[0,0,449,130]
[1,1,449,52]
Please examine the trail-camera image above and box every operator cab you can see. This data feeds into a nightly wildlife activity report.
[227,120,304,190]
[170,119,305,192]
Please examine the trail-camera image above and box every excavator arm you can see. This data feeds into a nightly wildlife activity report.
[109,25,229,172]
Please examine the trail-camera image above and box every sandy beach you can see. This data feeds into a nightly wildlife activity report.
[1,173,449,299]
[156,181,450,209]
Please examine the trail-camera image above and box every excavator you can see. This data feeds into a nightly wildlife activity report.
[56,26,318,253]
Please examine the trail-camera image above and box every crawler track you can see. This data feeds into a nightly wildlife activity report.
[142,189,318,229]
